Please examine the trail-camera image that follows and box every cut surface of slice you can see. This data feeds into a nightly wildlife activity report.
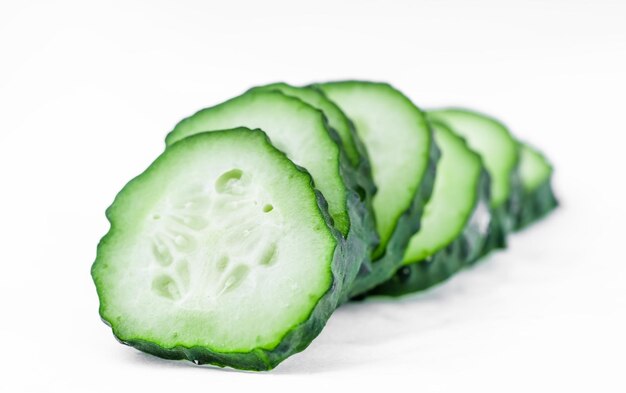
[166,90,374,302]
[366,122,491,296]
[249,82,362,166]
[248,83,379,252]
[92,129,347,371]
[428,108,520,252]
[514,142,558,230]
[402,122,486,263]
[427,109,519,209]
[166,90,349,235]
[317,81,438,296]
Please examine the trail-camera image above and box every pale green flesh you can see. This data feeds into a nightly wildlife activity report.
[428,109,519,208]
[318,82,432,256]
[94,129,335,352]
[249,83,361,166]
[166,90,349,235]
[403,122,483,264]
[519,143,552,192]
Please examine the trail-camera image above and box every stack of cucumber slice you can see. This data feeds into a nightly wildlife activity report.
[92,81,557,370]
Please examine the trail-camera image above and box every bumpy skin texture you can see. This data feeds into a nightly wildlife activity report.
[366,171,491,296]
[427,109,522,258]
[514,180,558,230]
[477,205,508,259]
[335,143,377,303]
[249,83,377,234]
[480,143,525,254]
[350,138,439,297]
[514,143,559,231]
[165,90,371,304]
[475,161,523,258]
[248,83,379,302]
[250,83,365,166]
[315,81,440,298]
[92,129,350,371]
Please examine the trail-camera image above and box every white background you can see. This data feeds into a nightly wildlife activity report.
[1,0,625,391]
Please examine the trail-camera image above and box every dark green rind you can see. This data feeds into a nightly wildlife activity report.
[166,90,351,234]
[365,168,491,296]
[323,115,379,303]
[476,204,508,259]
[355,136,437,295]
[249,83,377,225]
[427,108,522,256]
[249,83,362,166]
[315,81,439,298]
[165,90,372,303]
[331,136,376,304]
[247,84,379,301]
[475,164,520,259]
[514,179,558,230]
[504,162,525,234]
[365,121,493,296]
[92,129,350,371]
[513,144,558,230]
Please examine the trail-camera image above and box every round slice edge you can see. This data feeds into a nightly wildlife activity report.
[92,128,345,370]
[366,122,492,296]
[316,81,438,296]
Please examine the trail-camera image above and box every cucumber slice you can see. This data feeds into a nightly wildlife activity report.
[92,129,348,371]
[428,108,521,252]
[316,81,438,296]
[166,90,351,234]
[248,82,378,250]
[249,83,365,167]
[366,121,491,296]
[514,143,558,230]
[166,90,373,300]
